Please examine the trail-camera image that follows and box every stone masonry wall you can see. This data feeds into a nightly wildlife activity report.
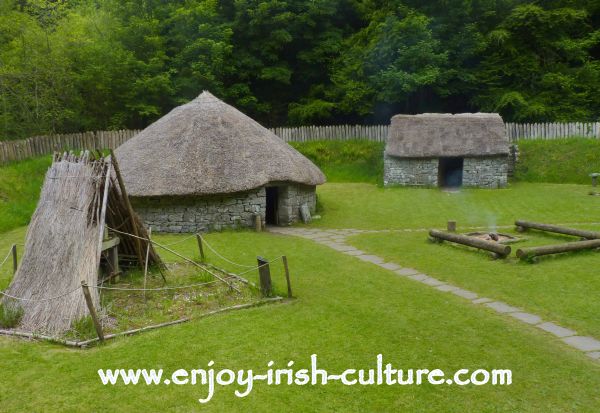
[277,184,317,224]
[462,156,508,188]
[131,184,317,233]
[383,155,438,186]
[384,154,508,188]
[131,188,266,233]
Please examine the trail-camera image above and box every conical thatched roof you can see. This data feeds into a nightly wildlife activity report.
[115,91,325,196]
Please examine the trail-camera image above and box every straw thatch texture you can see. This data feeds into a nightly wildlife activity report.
[385,113,509,158]
[3,152,161,336]
[115,91,325,197]
[3,152,106,334]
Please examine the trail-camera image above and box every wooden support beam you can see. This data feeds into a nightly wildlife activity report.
[429,229,511,258]
[257,256,272,297]
[515,220,600,240]
[101,236,120,251]
[81,281,104,342]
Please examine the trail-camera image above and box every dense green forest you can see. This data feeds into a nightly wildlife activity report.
[0,0,599,140]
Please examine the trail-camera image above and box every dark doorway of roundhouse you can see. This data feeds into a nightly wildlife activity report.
[265,187,279,225]
[438,157,464,188]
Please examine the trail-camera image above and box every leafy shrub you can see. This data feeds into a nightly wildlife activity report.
[0,303,24,328]
[68,316,97,339]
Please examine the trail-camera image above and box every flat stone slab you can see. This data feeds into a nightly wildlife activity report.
[509,312,542,325]
[485,301,520,314]
[395,268,419,276]
[452,289,478,300]
[378,262,402,271]
[435,284,459,292]
[587,351,600,360]
[472,297,493,304]
[303,233,329,239]
[343,249,366,256]
[420,277,445,286]
[537,322,576,338]
[408,273,429,281]
[562,336,600,352]
[322,243,355,252]
[356,255,385,264]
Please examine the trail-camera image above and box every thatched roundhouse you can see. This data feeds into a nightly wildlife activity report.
[384,113,509,188]
[115,91,325,233]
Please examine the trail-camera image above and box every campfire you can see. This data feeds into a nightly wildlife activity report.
[465,232,519,244]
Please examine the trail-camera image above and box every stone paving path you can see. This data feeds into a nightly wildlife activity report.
[269,226,600,361]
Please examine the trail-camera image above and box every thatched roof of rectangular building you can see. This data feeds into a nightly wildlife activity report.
[385,113,509,158]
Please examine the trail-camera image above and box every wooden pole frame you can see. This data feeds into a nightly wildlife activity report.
[109,149,145,267]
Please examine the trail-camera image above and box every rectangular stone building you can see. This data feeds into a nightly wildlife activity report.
[383,113,509,189]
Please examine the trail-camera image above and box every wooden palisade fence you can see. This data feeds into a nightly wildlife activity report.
[1,122,599,164]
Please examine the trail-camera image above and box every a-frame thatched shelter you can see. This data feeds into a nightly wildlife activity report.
[2,152,160,335]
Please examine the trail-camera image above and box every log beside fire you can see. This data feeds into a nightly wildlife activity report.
[429,229,511,259]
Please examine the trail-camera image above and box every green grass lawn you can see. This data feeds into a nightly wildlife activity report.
[515,138,600,184]
[348,226,600,340]
[1,228,600,411]
[2,148,600,411]
[313,182,600,229]
[289,139,384,183]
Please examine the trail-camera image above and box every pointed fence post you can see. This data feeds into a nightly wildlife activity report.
[81,281,104,342]
[257,256,272,297]
[11,244,17,274]
[282,256,292,298]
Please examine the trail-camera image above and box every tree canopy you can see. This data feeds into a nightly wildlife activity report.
[0,0,599,139]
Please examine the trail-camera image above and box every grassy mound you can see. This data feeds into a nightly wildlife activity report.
[289,139,383,183]
[514,138,600,184]
[0,157,51,233]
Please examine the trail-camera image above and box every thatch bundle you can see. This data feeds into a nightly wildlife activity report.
[3,152,105,334]
[3,152,160,335]
[115,91,325,197]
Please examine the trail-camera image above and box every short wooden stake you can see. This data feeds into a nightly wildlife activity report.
[196,234,205,261]
[81,281,104,342]
[254,213,262,232]
[257,256,272,297]
[447,220,457,232]
[282,255,292,298]
[11,244,17,275]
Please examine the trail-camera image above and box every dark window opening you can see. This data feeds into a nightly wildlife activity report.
[265,187,279,225]
[438,157,464,188]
